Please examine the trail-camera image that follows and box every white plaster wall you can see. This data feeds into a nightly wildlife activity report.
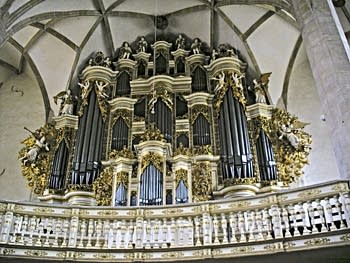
[287,45,340,186]
[0,64,46,201]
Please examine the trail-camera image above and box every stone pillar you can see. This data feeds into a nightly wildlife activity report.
[292,0,350,179]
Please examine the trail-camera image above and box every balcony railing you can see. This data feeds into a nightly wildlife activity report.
[1,180,350,261]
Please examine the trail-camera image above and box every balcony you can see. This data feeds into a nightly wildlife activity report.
[0,180,350,262]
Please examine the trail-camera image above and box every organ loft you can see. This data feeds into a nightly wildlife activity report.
[18,34,312,207]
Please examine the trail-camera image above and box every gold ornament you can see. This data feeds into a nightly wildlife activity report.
[93,166,114,206]
[175,169,188,188]
[192,162,212,201]
[141,152,163,174]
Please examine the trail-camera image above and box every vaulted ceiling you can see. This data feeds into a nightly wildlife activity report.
[0,0,349,118]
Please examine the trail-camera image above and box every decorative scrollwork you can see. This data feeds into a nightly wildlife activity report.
[213,70,247,112]
[67,184,93,192]
[174,143,191,156]
[224,177,257,187]
[192,145,212,155]
[192,162,212,201]
[141,126,164,142]
[112,109,132,127]
[190,105,210,124]
[116,171,129,187]
[92,167,114,206]
[18,124,57,195]
[175,169,188,188]
[141,152,163,174]
[109,147,134,159]
[254,109,312,184]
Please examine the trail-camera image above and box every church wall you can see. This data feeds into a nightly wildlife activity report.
[0,64,46,201]
[287,45,341,186]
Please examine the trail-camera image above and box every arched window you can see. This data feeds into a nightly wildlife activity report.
[191,66,208,92]
[176,57,185,74]
[111,118,129,151]
[193,114,211,145]
[115,71,131,96]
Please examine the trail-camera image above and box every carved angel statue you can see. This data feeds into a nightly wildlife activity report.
[279,124,300,148]
[19,128,50,165]
[175,34,185,50]
[78,80,91,101]
[191,38,202,54]
[119,41,133,59]
[211,49,218,61]
[231,72,245,95]
[53,89,75,115]
[249,72,271,104]
[137,36,148,53]
[211,71,225,93]
[249,79,267,104]
[95,81,109,99]
[148,89,158,114]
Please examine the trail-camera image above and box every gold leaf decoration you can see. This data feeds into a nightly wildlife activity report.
[304,238,330,247]
[175,169,188,188]
[112,109,132,127]
[141,126,165,142]
[109,147,134,159]
[191,105,210,124]
[192,162,212,201]
[92,166,114,206]
[141,152,163,174]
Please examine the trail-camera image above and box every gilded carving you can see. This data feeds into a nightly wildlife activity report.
[231,246,254,253]
[252,109,312,184]
[24,250,48,257]
[68,184,93,192]
[141,126,165,142]
[140,152,163,174]
[92,167,114,206]
[213,70,247,112]
[148,86,173,113]
[190,105,210,124]
[304,238,330,247]
[18,124,56,195]
[174,143,191,156]
[109,147,134,159]
[297,189,322,198]
[112,109,132,127]
[192,162,212,201]
[192,145,212,155]
[2,249,15,255]
[162,252,184,258]
[116,171,129,187]
[175,169,188,188]
[224,177,257,187]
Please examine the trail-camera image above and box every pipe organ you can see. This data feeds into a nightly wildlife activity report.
[18,35,312,206]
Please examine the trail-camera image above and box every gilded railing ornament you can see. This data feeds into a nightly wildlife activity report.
[141,126,164,142]
[192,145,212,155]
[174,143,191,156]
[141,152,163,174]
[192,162,212,201]
[18,125,56,195]
[93,166,114,206]
[257,109,312,183]
[175,169,188,188]
[109,147,134,159]
[212,70,247,112]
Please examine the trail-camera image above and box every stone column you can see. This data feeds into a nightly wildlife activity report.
[292,0,350,179]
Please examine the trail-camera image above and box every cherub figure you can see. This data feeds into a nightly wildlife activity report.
[95,80,109,99]
[137,36,148,53]
[19,129,50,165]
[78,80,91,101]
[211,49,218,61]
[175,34,185,50]
[279,123,300,148]
[148,89,158,114]
[54,89,75,115]
[191,38,202,54]
[211,71,225,93]
[119,41,132,59]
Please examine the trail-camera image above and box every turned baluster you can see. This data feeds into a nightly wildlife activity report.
[221,213,228,244]
[120,220,126,248]
[53,218,62,247]
[95,219,103,248]
[315,199,327,232]
[270,205,282,238]
[44,218,53,246]
[340,193,350,227]
[255,210,264,240]
[229,212,237,243]
[60,219,69,247]
[212,215,220,244]
[281,207,291,237]
[161,218,168,248]
[135,218,143,249]
[78,219,86,248]
[238,212,246,242]
[127,220,134,248]
[10,215,21,244]
[194,216,202,246]
[202,212,212,245]
[145,219,151,248]
[103,220,110,248]
[68,216,79,247]
[111,220,118,248]
[324,198,336,231]
[153,219,160,248]
[170,218,176,247]
[27,216,37,245]
[35,219,43,246]
[18,215,28,244]
[334,196,346,229]
[86,219,94,247]
[306,202,315,234]
[287,205,297,237]
[247,211,256,242]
